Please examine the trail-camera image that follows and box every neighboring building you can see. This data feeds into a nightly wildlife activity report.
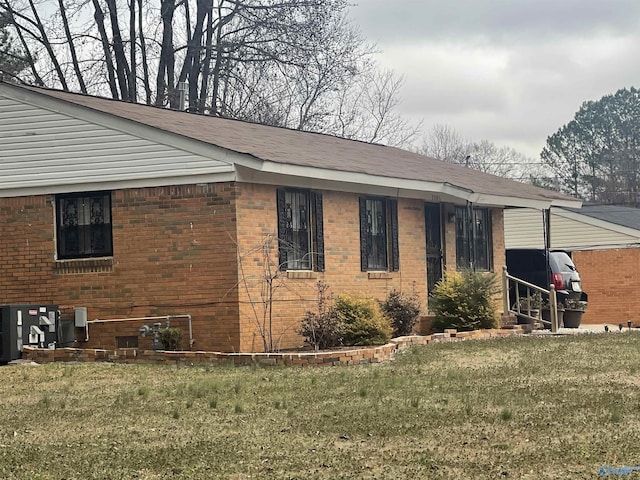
[505,205,640,325]
[0,81,579,352]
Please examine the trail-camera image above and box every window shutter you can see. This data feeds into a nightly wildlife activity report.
[276,188,288,270]
[389,199,399,271]
[312,192,325,272]
[359,197,368,271]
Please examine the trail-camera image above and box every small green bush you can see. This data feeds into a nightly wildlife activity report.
[379,290,422,337]
[430,270,499,332]
[334,295,392,346]
[157,327,183,351]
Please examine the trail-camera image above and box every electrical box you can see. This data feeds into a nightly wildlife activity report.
[74,307,87,328]
[0,305,59,363]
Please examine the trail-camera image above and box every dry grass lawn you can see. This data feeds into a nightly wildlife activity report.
[1,333,640,479]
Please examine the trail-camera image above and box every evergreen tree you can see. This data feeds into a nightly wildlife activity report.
[541,87,640,205]
[0,12,28,80]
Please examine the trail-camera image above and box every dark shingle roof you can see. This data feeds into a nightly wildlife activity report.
[564,205,640,231]
[16,84,576,204]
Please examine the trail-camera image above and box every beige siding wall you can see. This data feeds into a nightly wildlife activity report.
[503,208,546,248]
[504,208,638,250]
[0,96,230,194]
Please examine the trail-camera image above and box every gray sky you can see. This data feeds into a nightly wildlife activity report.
[348,0,640,159]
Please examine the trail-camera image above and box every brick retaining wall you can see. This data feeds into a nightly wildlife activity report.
[22,326,526,367]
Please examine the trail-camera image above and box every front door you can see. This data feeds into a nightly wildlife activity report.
[425,203,444,294]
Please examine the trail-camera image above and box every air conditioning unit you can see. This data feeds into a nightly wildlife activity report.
[0,305,59,363]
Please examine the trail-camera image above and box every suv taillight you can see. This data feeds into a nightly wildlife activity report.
[552,273,564,290]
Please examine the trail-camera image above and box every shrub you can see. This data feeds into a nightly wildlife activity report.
[430,270,500,332]
[157,327,183,351]
[379,289,422,337]
[334,295,393,346]
[299,281,342,350]
[299,310,343,350]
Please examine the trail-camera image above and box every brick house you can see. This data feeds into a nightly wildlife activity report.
[0,81,580,352]
[505,205,640,325]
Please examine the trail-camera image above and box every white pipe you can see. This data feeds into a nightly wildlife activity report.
[88,315,176,324]
[86,314,194,349]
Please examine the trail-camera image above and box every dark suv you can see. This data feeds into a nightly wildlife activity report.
[505,249,588,305]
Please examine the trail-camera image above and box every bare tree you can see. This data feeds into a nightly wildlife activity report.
[420,124,469,163]
[466,140,534,181]
[326,68,421,147]
[1,0,417,147]
[420,124,538,180]
[57,0,86,93]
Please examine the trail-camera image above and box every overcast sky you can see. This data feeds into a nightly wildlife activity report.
[348,0,640,160]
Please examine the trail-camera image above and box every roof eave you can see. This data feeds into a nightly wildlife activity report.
[240,160,580,208]
[554,207,640,238]
[0,170,237,198]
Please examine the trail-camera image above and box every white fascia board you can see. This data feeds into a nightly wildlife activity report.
[549,198,584,208]
[237,157,472,201]
[469,194,582,209]
[554,208,640,239]
[254,160,474,200]
[241,161,567,208]
[1,84,244,164]
[559,243,640,252]
[468,193,549,209]
[0,171,237,198]
[235,166,466,202]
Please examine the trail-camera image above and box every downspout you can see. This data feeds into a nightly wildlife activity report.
[467,201,475,270]
[543,208,552,288]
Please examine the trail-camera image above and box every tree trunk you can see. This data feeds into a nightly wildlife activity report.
[128,0,136,102]
[156,0,175,106]
[137,0,151,104]
[57,0,87,93]
[104,0,132,101]
[92,0,119,99]
[209,1,237,116]
[27,0,68,90]
[178,0,209,111]
[197,6,215,112]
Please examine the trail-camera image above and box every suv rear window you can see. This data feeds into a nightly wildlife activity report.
[549,252,577,273]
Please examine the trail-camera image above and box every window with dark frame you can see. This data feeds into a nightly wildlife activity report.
[56,192,113,260]
[455,206,492,271]
[277,188,324,271]
[359,197,399,272]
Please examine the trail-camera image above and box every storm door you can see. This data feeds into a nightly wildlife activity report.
[425,203,444,294]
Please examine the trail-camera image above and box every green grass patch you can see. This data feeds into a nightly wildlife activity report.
[1,334,640,478]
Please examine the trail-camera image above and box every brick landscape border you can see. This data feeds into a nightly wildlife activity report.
[22,326,526,367]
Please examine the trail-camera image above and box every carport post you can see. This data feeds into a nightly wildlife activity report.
[502,266,510,316]
[549,284,558,333]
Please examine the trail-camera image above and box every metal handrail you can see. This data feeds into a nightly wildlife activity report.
[502,266,559,332]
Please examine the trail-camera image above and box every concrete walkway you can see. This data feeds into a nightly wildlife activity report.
[534,323,636,335]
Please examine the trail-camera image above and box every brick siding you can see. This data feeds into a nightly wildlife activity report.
[1,181,508,352]
[22,326,526,367]
[0,183,241,351]
[573,248,640,325]
[235,184,429,352]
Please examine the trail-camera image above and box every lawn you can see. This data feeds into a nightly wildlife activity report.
[1,333,640,479]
